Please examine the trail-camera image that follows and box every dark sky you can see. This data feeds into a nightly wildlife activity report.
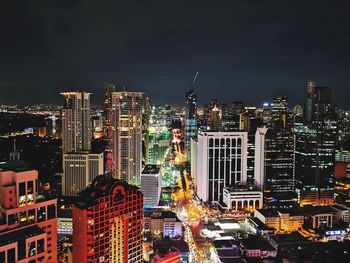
[1,0,350,107]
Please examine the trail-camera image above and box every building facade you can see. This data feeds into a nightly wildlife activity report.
[193,131,248,202]
[222,186,263,211]
[295,124,335,206]
[62,151,104,196]
[61,92,92,153]
[103,83,116,122]
[140,165,162,206]
[185,87,197,156]
[73,175,143,263]
[254,127,268,191]
[254,209,304,232]
[145,211,182,239]
[264,128,295,198]
[111,91,143,185]
[0,167,57,262]
[146,105,172,165]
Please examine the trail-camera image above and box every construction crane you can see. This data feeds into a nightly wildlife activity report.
[190,72,199,89]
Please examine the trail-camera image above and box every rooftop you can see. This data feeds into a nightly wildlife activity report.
[271,232,311,244]
[75,174,140,210]
[142,164,161,175]
[149,210,180,221]
[248,217,274,231]
[240,237,275,251]
[332,204,349,211]
[256,209,279,217]
[0,159,28,173]
[224,185,260,192]
[213,240,237,249]
[301,205,336,216]
[257,208,304,217]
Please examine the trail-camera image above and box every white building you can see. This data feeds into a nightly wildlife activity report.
[192,131,248,203]
[222,186,263,211]
[62,151,104,196]
[254,127,268,191]
[146,211,183,239]
[141,165,162,206]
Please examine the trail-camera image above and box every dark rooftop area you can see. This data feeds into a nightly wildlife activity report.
[270,232,311,243]
[153,239,189,254]
[240,236,275,251]
[142,164,161,175]
[0,159,28,173]
[301,205,336,216]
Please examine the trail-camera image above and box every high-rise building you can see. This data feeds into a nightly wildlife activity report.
[61,92,92,153]
[62,151,104,196]
[192,131,248,202]
[73,174,143,263]
[305,80,316,123]
[103,83,116,122]
[210,106,220,130]
[305,80,336,124]
[146,105,172,165]
[295,82,337,206]
[221,103,240,131]
[264,128,295,199]
[294,124,335,206]
[254,127,268,191]
[0,158,57,262]
[185,86,197,157]
[111,91,143,185]
[140,165,162,206]
[241,109,264,186]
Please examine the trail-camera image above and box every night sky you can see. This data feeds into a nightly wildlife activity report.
[1,0,350,107]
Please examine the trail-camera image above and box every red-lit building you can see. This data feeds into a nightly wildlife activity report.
[0,153,57,262]
[152,251,180,263]
[73,174,143,263]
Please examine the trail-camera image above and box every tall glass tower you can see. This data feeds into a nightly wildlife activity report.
[185,87,197,157]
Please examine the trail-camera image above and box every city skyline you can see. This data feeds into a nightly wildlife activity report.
[1,2,350,262]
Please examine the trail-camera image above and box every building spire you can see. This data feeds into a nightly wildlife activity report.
[9,138,20,161]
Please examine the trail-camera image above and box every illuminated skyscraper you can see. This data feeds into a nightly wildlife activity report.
[73,175,143,263]
[111,91,143,185]
[62,151,104,196]
[146,105,172,165]
[295,124,335,206]
[61,92,92,153]
[305,80,316,123]
[264,96,296,205]
[295,82,337,205]
[264,128,295,201]
[0,158,57,262]
[185,80,197,156]
[103,83,116,123]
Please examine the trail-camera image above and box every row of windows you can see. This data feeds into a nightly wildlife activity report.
[208,137,242,147]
